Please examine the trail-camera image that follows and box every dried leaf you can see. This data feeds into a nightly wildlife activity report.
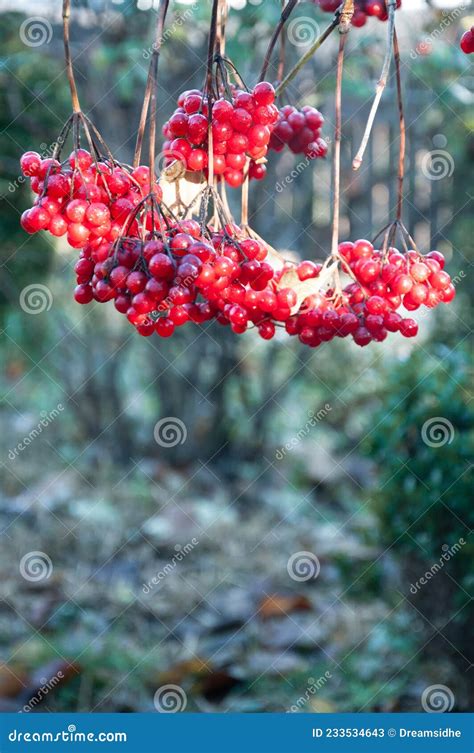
[156,657,211,686]
[194,670,241,702]
[29,660,81,690]
[159,169,205,212]
[258,594,312,619]
[278,262,338,314]
[0,664,27,698]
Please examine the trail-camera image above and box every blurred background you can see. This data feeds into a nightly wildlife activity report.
[0,0,472,714]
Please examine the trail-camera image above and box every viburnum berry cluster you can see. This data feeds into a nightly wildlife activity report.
[285,239,454,348]
[67,191,455,347]
[20,149,161,248]
[269,105,328,159]
[162,81,279,187]
[315,0,401,27]
[460,26,474,54]
[17,0,461,353]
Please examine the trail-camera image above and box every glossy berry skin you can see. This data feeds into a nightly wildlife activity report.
[460,27,474,54]
[162,82,278,187]
[316,0,401,25]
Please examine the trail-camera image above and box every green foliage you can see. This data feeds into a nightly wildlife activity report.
[363,346,473,596]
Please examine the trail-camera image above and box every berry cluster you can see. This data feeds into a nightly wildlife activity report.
[315,0,401,27]
[72,220,292,338]
[460,26,474,54]
[20,149,160,248]
[73,222,455,347]
[162,82,278,187]
[269,105,328,159]
[285,240,454,348]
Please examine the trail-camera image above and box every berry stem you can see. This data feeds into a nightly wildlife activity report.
[216,0,228,57]
[134,0,170,170]
[393,27,405,222]
[62,0,81,113]
[260,0,298,82]
[352,0,397,171]
[274,12,341,98]
[241,168,249,227]
[331,5,352,259]
[207,0,220,97]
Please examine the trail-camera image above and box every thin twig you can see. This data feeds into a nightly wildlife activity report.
[62,0,81,112]
[134,0,170,168]
[216,0,228,57]
[260,0,298,82]
[331,31,347,257]
[352,0,397,171]
[275,13,340,98]
[393,28,405,221]
[207,0,220,96]
[276,0,287,84]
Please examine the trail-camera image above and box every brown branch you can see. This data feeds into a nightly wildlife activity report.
[134,0,170,169]
[207,0,220,96]
[260,0,298,82]
[274,13,340,98]
[331,32,347,257]
[352,0,397,171]
[62,0,81,112]
[393,28,405,222]
[330,0,354,257]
